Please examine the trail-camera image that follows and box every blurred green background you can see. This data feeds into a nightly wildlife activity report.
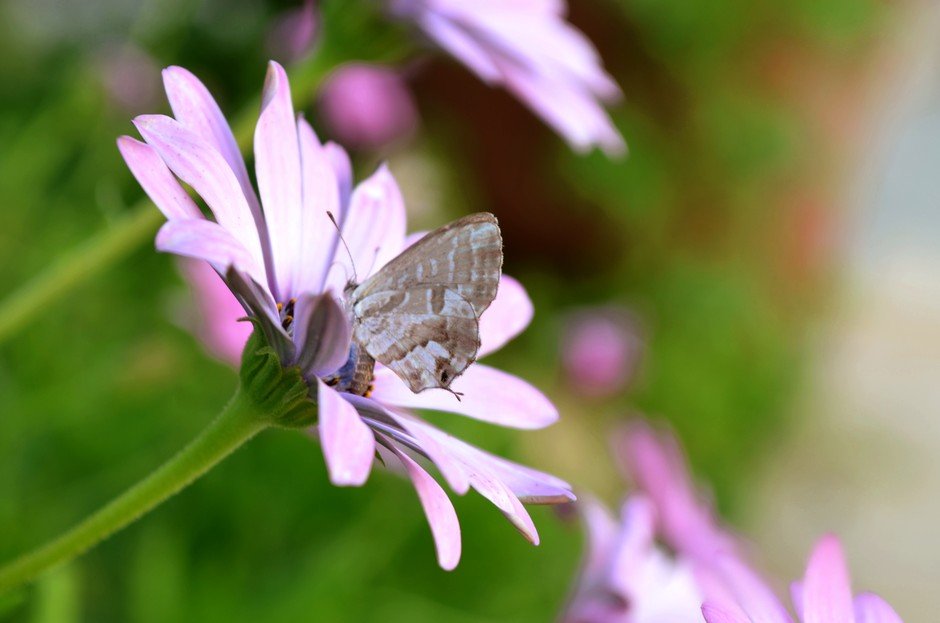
[0,0,897,620]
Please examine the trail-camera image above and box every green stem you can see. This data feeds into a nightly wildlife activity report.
[0,386,272,595]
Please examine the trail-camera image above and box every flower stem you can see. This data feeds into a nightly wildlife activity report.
[0,386,273,595]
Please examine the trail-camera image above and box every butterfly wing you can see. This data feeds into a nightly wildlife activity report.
[351,212,503,393]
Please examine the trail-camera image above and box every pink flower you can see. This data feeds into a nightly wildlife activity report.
[563,496,705,623]
[702,535,903,623]
[562,309,643,399]
[118,61,573,570]
[318,63,419,150]
[388,0,625,155]
[178,259,253,365]
[616,420,738,565]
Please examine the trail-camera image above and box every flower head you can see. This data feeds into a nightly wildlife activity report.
[616,419,738,564]
[702,535,904,623]
[118,61,573,569]
[388,0,625,155]
[563,496,704,623]
[319,63,418,150]
[562,308,643,399]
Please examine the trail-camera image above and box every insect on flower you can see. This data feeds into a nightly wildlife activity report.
[119,60,572,570]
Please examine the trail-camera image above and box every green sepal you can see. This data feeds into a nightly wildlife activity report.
[239,321,317,428]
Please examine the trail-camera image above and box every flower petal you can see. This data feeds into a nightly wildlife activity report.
[292,292,351,378]
[714,555,792,623]
[371,363,558,429]
[316,381,376,486]
[117,136,202,220]
[161,66,261,218]
[609,497,656,597]
[418,12,501,82]
[295,117,342,294]
[324,141,353,209]
[478,275,533,357]
[156,219,264,285]
[616,419,732,560]
[501,62,624,156]
[465,447,573,503]
[324,164,407,290]
[381,437,462,570]
[701,603,752,623]
[578,497,620,585]
[134,114,264,267]
[254,61,304,300]
[854,593,903,623]
[803,535,856,623]
[391,415,540,544]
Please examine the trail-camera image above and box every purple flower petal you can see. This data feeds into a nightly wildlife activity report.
[116,136,202,220]
[854,593,903,623]
[803,535,856,623]
[295,117,342,294]
[478,275,533,357]
[292,292,351,378]
[381,437,462,570]
[325,164,407,289]
[133,114,265,268]
[398,0,624,154]
[702,603,753,623]
[418,12,501,82]
[391,415,540,544]
[617,420,733,561]
[465,448,573,504]
[316,381,376,486]
[500,62,624,156]
[609,497,656,597]
[254,61,304,301]
[579,497,619,584]
[324,141,353,209]
[161,66,262,220]
[714,555,792,623]
[156,219,266,288]
[371,406,472,494]
[792,581,805,620]
[372,363,558,429]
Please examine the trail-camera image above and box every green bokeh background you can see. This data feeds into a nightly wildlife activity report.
[0,0,886,620]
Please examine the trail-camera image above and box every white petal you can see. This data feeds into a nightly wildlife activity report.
[316,381,376,486]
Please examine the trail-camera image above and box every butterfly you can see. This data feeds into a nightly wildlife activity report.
[344,212,503,395]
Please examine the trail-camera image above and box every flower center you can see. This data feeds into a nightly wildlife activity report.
[276,298,297,333]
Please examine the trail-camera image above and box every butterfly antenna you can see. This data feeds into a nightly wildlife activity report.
[327,210,358,284]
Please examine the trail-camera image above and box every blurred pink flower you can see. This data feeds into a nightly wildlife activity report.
[118,60,572,570]
[562,309,643,398]
[615,420,738,565]
[265,0,318,64]
[388,0,625,155]
[318,64,419,150]
[563,496,704,623]
[179,259,252,365]
[703,535,903,623]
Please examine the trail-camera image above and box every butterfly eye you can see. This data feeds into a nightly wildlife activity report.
[440,371,449,383]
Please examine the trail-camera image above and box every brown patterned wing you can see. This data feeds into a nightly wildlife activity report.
[350,213,503,393]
